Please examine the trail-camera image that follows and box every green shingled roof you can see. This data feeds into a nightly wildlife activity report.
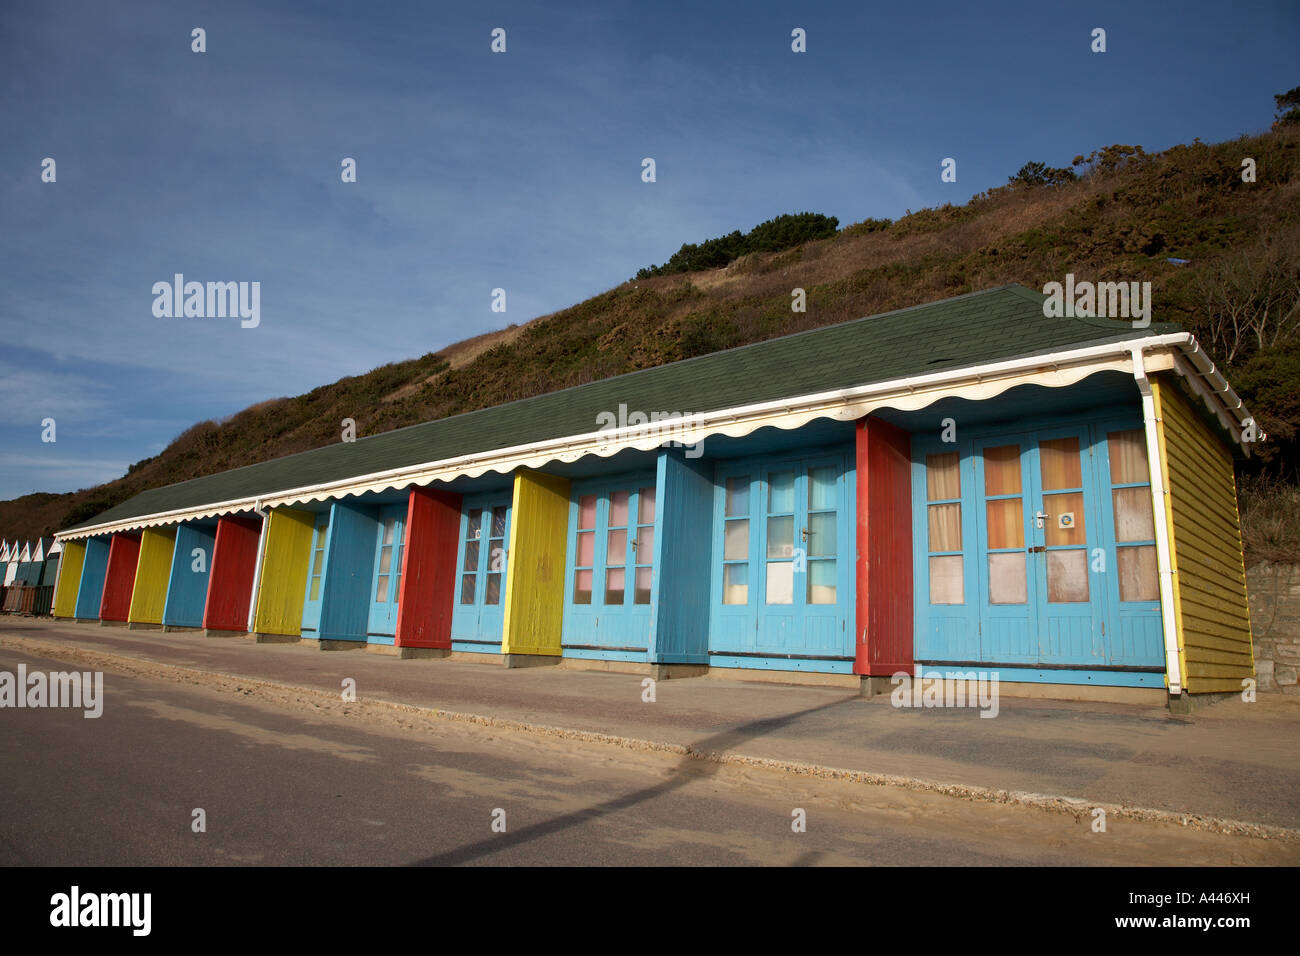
[67,284,1180,531]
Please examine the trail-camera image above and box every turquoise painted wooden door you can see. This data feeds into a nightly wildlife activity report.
[712,454,852,662]
[366,505,406,639]
[300,512,331,636]
[914,418,1163,670]
[563,478,656,654]
[971,428,1105,665]
[450,498,511,652]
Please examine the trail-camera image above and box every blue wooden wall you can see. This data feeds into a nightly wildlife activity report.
[74,536,111,619]
[317,501,377,643]
[162,524,216,628]
[649,449,713,663]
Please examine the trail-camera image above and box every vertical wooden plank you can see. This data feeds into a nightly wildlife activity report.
[855,416,914,675]
[649,450,713,663]
[502,470,571,656]
[53,540,86,618]
[128,527,177,624]
[203,516,262,631]
[252,507,317,637]
[316,502,376,642]
[396,486,463,649]
[162,524,216,627]
[99,532,142,622]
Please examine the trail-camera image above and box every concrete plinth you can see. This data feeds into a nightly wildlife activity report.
[649,663,709,681]
[859,675,897,698]
[249,632,301,644]
[504,653,561,669]
[396,646,451,660]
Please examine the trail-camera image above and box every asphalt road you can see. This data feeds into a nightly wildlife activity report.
[0,645,1293,866]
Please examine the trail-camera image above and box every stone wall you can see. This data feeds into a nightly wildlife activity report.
[1247,562,1300,694]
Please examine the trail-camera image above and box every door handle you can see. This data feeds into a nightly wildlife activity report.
[1034,511,1049,529]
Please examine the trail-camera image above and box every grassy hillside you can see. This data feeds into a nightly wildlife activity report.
[4,126,1298,563]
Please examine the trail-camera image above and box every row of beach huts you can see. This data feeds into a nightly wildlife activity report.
[0,537,61,615]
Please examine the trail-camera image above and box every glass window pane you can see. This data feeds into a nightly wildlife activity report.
[467,509,483,538]
[637,487,656,524]
[1117,545,1158,602]
[926,452,961,501]
[604,567,625,604]
[725,476,750,517]
[309,578,320,601]
[808,466,837,511]
[375,575,389,603]
[807,560,836,604]
[766,561,794,604]
[1047,549,1089,602]
[988,553,1027,604]
[1043,492,1087,546]
[578,495,597,529]
[634,567,652,604]
[1039,436,1082,490]
[484,573,502,605]
[1113,488,1155,542]
[576,530,594,567]
[767,516,794,558]
[768,471,795,514]
[983,445,1022,495]
[723,563,748,605]
[573,569,592,604]
[462,540,479,572]
[609,491,630,527]
[928,503,962,552]
[929,555,964,604]
[460,574,475,604]
[312,551,323,576]
[1108,429,1149,484]
[635,526,654,564]
[986,498,1023,550]
[489,545,506,572]
[491,506,508,538]
[378,546,392,576]
[808,512,837,557]
[724,519,749,560]
[607,528,627,567]
[382,518,395,545]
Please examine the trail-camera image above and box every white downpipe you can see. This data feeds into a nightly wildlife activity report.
[50,549,65,616]
[1132,347,1183,695]
[245,500,269,634]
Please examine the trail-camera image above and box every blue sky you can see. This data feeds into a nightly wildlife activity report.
[1,0,1296,499]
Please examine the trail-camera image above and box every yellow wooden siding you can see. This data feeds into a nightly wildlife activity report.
[501,471,572,656]
[1152,375,1254,693]
[252,508,315,636]
[53,540,86,618]
[127,527,177,624]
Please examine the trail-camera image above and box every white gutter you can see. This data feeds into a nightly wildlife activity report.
[245,500,269,633]
[1132,346,1183,696]
[55,332,1251,541]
